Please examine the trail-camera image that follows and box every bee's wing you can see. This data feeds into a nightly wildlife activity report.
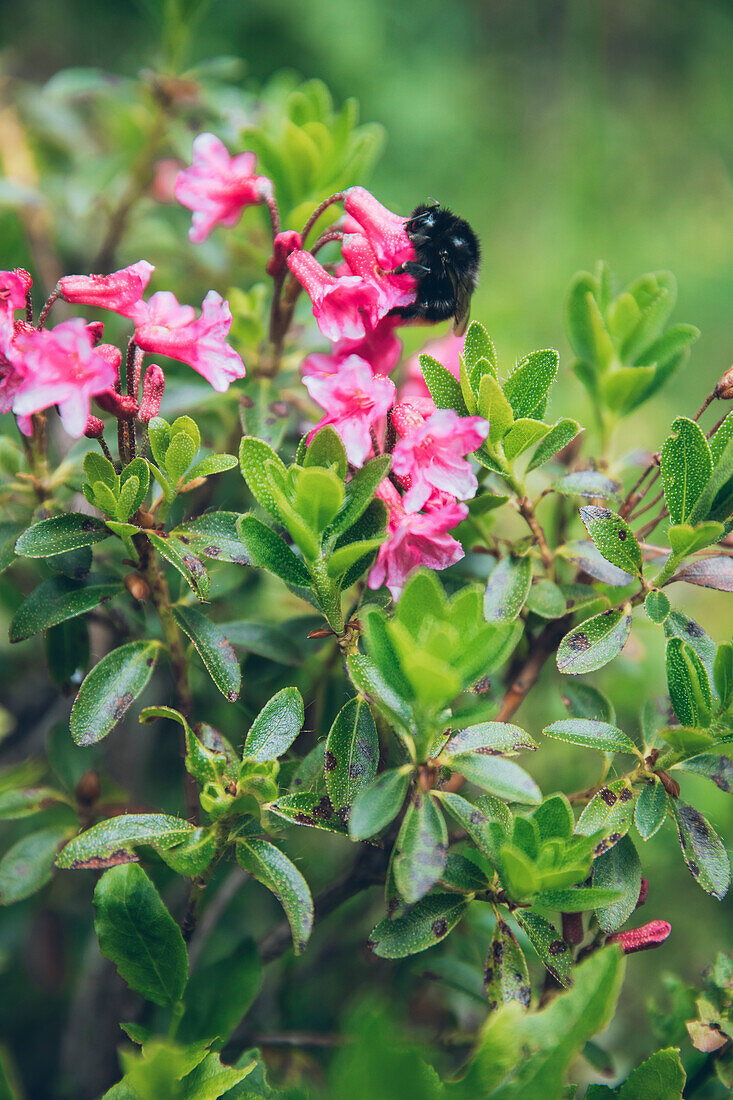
[450,272,473,336]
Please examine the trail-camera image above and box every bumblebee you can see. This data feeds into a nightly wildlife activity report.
[390,201,480,335]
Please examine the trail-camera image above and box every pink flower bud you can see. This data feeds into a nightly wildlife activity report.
[391,401,426,438]
[95,344,122,372]
[86,321,105,346]
[138,363,165,423]
[607,919,671,954]
[95,390,138,418]
[267,230,303,277]
[13,269,33,295]
[83,415,105,438]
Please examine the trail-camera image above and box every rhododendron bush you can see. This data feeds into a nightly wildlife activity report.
[2,49,733,1100]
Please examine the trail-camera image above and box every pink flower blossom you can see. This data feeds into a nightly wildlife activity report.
[400,333,463,405]
[303,355,395,467]
[391,408,488,512]
[287,250,380,343]
[341,233,415,318]
[343,187,415,270]
[0,270,30,322]
[174,133,273,243]
[302,317,403,381]
[58,261,154,319]
[133,290,245,392]
[368,484,468,599]
[11,319,118,437]
[58,262,153,321]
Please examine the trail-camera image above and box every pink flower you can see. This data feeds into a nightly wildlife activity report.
[267,231,302,278]
[287,250,380,342]
[58,261,154,320]
[11,319,118,437]
[607,919,671,955]
[401,333,463,405]
[368,484,468,599]
[133,290,245,392]
[391,407,489,512]
[174,133,273,243]
[0,270,30,321]
[302,317,403,381]
[341,233,415,319]
[303,355,395,467]
[343,187,415,270]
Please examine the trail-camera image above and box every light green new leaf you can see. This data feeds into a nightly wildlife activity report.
[660,417,712,525]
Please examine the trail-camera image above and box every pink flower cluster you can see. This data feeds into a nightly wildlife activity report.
[0,257,245,438]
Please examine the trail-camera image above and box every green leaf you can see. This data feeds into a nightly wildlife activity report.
[84,451,117,491]
[349,768,411,840]
[484,555,532,622]
[484,918,530,1010]
[303,425,348,478]
[328,455,392,538]
[165,431,197,482]
[674,802,730,899]
[293,465,344,533]
[70,641,159,746]
[557,607,632,675]
[186,454,238,481]
[644,590,670,624]
[661,417,712,525]
[503,349,559,419]
[15,513,110,557]
[238,436,290,521]
[463,321,497,374]
[172,512,249,566]
[666,637,712,728]
[667,522,724,559]
[478,374,513,443]
[634,779,667,840]
[0,825,71,905]
[445,754,541,803]
[560,682,616,724]
[368,893,469,958]
[575,780,635,852]
[586,1047,686,1099]
[243,687,304,761]
[593,834,642,932]
[159,828,218,877]
[553,471,621,500]
[236,515,311,587]
[147,416,170,468]
[0,786,69,820]
[419,354,468,414]
[579,506,642,575]
[514,910,573,986]
[502,418,551,463]
[326,535,385,579]
[178,938,262,1045]
[56,813,194,868]
[172,605,240,702]
[120,458,150,515]
[534,886,621,912]
[93,864,187,1007]
[543,718,637,754]
[566,272,613,367]
[220,619,301,666]
[435,790,508,863]
[525,580,567,619]
[393,792,448,903]
[236,839,313,954]
[527,419,581,472]
[9,574,120,643]
[266,791,348,835]
[147,533,209,601]
[715,643,733,709]
[324,697,378,817]
[347,653,415,739]
[0,522,23,573]
[443,722,537,757]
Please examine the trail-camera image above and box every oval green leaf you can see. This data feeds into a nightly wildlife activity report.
[556,607,632,675]
[324,697,378,816]
[172,604,241,702]
[70,641,159,746]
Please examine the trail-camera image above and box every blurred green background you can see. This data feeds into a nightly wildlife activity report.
[0,0,732,1095]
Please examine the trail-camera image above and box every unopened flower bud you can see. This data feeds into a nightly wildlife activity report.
[267,230,303,277]
[13,268,33,296]
[607,919,671,954]
[83,415,105,438]
[389,401,426,439]
[715,367,733,400]
[124,573,150,602]
[95,390,139,418]
[138,363,165,423]
[86,321,105,346]
[75,769,101,806]
[95,344,122,371]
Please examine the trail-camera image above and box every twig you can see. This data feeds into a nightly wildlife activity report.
[516,496,553,570]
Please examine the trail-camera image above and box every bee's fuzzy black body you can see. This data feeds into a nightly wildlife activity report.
[390,203,480,335]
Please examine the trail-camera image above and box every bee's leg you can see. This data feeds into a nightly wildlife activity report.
[389,302,423,322]
[377,262,429,277]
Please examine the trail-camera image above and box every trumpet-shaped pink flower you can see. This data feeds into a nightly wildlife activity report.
[303,355,395,467]
[368,482,468,599]
[343,187,415,270]
[133,290,245,392]
[302,316,403,380]
[341,233,415,318]
[0,270,30,322]
[11,319,118,437]
[174,133,273,243]
[287,249,380,342]
[391,407,488,512]
[58,261,154,319]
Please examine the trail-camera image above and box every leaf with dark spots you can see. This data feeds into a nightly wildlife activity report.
[674,802,731,899]
[514,910,573,986]
[484,919,531,1010]
[543,719,637,754]
[369,893,469,958]
[443,721,537,758]
[592,834,642,932]
[15,513,111,558]
[172,603,241,701]
[580,505,642,576]
[171,511,250,565]
[674,753,733,793]
[673,556,733,592]
[557,608,632,675]
[324,697,378,814]
[70,641,159,746]
[266,792,349,835]
[10,574,121,643]
[56,813,194,869]
[393,792,448,903]
[147,531,210,600]
[575,780,635,851]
